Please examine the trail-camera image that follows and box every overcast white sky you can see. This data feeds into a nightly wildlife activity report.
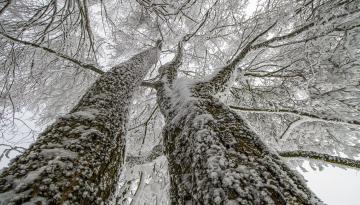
[300,162,360,205]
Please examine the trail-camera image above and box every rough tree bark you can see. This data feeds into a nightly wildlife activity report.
[154,38,322,204]
[0,42,161,204]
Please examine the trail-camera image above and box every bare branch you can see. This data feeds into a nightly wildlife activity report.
[129,171,144,205]
[0,0,11,16]
[184,0,219,41]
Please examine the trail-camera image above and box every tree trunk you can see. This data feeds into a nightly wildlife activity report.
[0,43,160,204]
[155,39,322,204]
[161,95,322,204]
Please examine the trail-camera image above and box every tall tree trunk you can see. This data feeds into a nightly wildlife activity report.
[0,42,161,204]
[155,39,322,204]
[162,95,322,204]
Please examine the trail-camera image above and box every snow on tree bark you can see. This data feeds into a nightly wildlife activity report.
[155,39,322,204]
[162,95,322,204]
[0,42,161,204]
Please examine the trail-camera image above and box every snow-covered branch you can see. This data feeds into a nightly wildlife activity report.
[229,105,360,127]
[193,21,277,96]
[279,150,360,169]
[0,31,104,75]
[251,7,360,50]
[192,4,359,96]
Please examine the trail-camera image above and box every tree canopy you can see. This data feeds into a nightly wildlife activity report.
[0,0,359,204]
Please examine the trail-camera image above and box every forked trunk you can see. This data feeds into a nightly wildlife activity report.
[155,39,321,204]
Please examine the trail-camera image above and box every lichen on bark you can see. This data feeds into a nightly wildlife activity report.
[155,39,322,204]
[0,43,160,205]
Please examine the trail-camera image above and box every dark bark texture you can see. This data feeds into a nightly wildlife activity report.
[0,45,160,204]
[161,95,322,204]
[155,39,322,205]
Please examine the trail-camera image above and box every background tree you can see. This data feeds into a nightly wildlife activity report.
[0,0,359,204]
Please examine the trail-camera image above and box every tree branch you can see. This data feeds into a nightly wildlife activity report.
[279,150,360,169]
[250,22,315,50]
[193,6,360,96]
[251,8,360,50]
[193,21,277,95]
[278,118,305,140]
[0,31,104,75]
[229,105,360,127]
[140,80,160,89]
[158,36,187,87]
[0,0,11,16]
